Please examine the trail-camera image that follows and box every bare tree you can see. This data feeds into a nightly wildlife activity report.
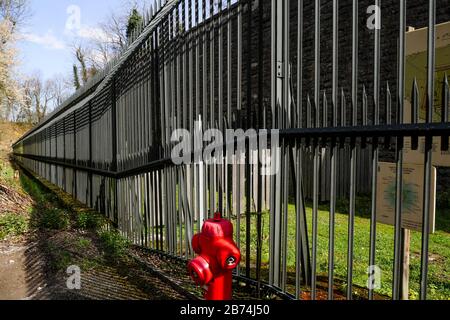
[98,12,127,54]
[98,0,150,54]
[17,73,68,123]
[91,0,150,58]
[49,73,72,106]
[70,43,99,89]
[0,0,30,34]
[67,0,150,89]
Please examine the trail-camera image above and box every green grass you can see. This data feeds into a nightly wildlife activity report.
[99,230,130,261]
[0,163,18,187]
[19,171,47,204]
[76,237,93,250]
[0,213,29,240]
[75,211,106,230]
[36,208,70,231]
[234,202,450,300]
[46,242,74,271]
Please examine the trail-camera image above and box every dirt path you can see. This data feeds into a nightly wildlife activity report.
[0,243,33,300]
[0,241,62,300]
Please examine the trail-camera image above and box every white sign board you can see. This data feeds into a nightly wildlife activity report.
[376,162,436,233]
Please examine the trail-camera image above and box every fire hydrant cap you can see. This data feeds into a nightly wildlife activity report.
[202,213,233,238]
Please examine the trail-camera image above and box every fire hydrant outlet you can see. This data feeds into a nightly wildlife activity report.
[188,256,214,286]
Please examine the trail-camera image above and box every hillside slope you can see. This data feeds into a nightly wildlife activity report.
[0,122,30,161]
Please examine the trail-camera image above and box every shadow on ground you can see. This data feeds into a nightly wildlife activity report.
[7,161,187,300]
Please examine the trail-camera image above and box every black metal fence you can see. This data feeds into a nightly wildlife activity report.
[13,0,450,300]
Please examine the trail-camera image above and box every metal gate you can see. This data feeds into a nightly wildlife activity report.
[13,0,450,300]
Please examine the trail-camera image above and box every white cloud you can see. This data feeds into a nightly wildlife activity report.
[22,31,66,50]
[77,25,111,43]
[64,23,113,44]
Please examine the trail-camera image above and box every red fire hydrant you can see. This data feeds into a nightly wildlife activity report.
[188,212,241,301]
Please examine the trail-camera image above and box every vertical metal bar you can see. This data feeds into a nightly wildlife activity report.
[281,143,289,292]
[245,0,253,280]
[188,0,194,133]
[297,0,303,128]
[63,117,66,191]
[202,0,208,124]
[328,0,338,300]
[311,0,321,300]
[393,0,406,300]
[209,0,216,216]
[218,0,224,215]
[227,0,232,128]
[210,0,215,130]
[443,74,449,123]
[89,102,93,207]
[386,82,392,125]
[111,79,118,224]
[347,0,358,301]
[255,0,264,297]
[412,79,420,150]
[218,0,224,132]
[341,88,346,127]
[280,0,291,294]
[369,0,381,301]
[73,111,78,200]
[194,0,200,236]
[295,0,305,300]
[420,0,436,301]
[225,0,232,219]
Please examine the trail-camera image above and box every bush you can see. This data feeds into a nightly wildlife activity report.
[99,230,129,260]
[0,214,28,240]
[76,238,92,250]
[39,208,70,230]
[75,211,104,230]
[46,243,73,271]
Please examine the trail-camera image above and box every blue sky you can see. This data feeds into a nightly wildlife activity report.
[17,0,126,81]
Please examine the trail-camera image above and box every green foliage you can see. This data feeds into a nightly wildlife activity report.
[38,208,70,230]
[19,172,46,203]
[126,8,143,39]
[76,237,92,250]
[73,64,81,90]
[0,163,16,186]
[75,211,104,230]
[99,230,130,260]
[0,213,28,240]
[46,243,73,271]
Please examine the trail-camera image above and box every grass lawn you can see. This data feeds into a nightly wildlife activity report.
[234,201,450,300]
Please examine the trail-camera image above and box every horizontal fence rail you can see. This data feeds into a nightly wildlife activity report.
[13,0,450,300]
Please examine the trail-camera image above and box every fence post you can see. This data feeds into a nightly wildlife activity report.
[73,111,77,200]
[63,117,66,191]
[111,78,119,225]
[89,101,93,208]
